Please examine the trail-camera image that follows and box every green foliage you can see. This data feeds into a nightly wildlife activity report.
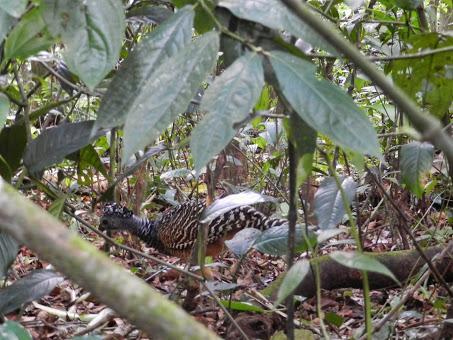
[42,0,125,89]
[3,8,54,62]
[275,259,310,305]
[269,51,381,157]
[0,93,8,130]
[0,124,27,182]
[0,321,32,340]
[330,251,399,284]
[389,34,453,118]
[400,141,434,198]
[0,232,18,279]
[94,6,194,131]
[314,177,357,230]
[191,52,264,172]
[0,0,27,18]
[122,31,219,161]
[0,270,64,315]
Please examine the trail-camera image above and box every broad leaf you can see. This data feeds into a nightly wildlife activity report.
[330,251,399,284]
[219,300,264,313]
[0,123,27,179]
[93,6,194,131]
[200,191,276,223]
[4,8,54,61]
[253,224,316,256]
[270,51,380,157]
[400,141,434,198]
[78,145,108,178]
[0,93,9,130]
[0,321,32,340]
[0,232,19,279]
[192,52,264,172]
[23,121,103,175]
[126,5,173,24]
[0,0,27,17]
[48,197,66,218]
[42,0,125,89]
[314,176,357,230]
[0,269,64,315]
[122,32,219,161]
[225,228,262,257]
[276,259,310,305]
[172,0,215,33]
[218,0,335,53]
[284,114,317,185]
[0,9,15,44]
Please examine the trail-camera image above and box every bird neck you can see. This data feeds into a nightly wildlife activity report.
[127,216,162,249]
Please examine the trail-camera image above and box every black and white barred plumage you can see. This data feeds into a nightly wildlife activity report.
[100,200,287,257]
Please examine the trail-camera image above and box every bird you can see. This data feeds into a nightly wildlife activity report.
[99,199,288,258]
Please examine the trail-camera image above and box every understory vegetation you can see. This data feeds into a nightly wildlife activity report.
[0,0,452,339]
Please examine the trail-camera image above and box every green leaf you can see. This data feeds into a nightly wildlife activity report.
[253,224,315,256]
[0,9,15,44]
[48,197,66,218]
[0,154,12,182]
[314,176,357,230]
[269,51,380,157]
[42,0,125,89]
[218,0,335,53]
[0,232,18,279]
[122,31,219,161]
[0,269,64,315]
[0,123,27,178]
[191,52,264,172]
[0,0,27,18]
[93,6,194,131]
[284,113,317,184]
[219,300,264,313]
[224,228,262,257]
[0,321,32,340]
[200,191,276,223]
[395,0,422,10]
[172,0,215,33]
[400,141,434,198]
[330,251,399,284]
[126,5,173,24]
[0,93,9,130]
[325,311,344,327]
[23,121,103,176]
[78,145,108,178]
[4,8,54,61]
[276,259,310,305]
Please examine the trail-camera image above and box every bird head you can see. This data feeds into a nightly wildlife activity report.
[99,202,134,231]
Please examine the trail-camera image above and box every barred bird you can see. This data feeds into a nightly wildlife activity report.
[99,199,287,258]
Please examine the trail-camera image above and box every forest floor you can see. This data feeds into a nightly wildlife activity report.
[4,188,451,339]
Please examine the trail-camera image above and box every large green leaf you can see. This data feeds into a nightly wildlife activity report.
[276,259,310,305]
[284,113,317,185]
[0,269,64,315]
[93,6,194,131]
[269,51,380,157]
[330,251,399,284]
[253,224,316,256]
[42,0,125,89]
[0,0,27,18]
[0,123,27,179]
[400,141,434,198]
[0,9,15,44]
[0,321,32,340]
[172,0,215,33]
[122,32,219,161]
[4,8,54,61]
[314,176,356,230]
[0,93,9,130]
[224,228,262,257]
[0,232,19,279]
[23,120,103,175]
[218,0,335,53]
[191,52,264,172]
